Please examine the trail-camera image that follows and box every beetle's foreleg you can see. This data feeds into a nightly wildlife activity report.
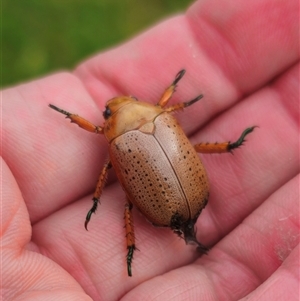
[164,94,203,113]
[85,161,112,230]
[124,201,136,277]
[194,127,256,153]
[49,104,103,134]
[157,69,186,108]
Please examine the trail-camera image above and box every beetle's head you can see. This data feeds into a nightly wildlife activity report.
[103,96,137,120]
[102,96,163,142]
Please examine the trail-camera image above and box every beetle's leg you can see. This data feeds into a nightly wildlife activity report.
[85,161,112,230]
[124,200,136,277]
[157,69,186,108]
[171,213,209,254]
[194,127,256,153]
[49,104,103,134]
[164,94,203,113]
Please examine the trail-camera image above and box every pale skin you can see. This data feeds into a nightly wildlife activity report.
[1,0,299,300]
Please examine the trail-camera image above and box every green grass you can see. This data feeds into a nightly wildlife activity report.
[2,0,194,88]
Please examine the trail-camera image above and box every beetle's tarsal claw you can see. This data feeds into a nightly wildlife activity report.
[85,209,93,230]
[173,69,186,85]
[196,244,210,254]
[170,213,209,254]
[183,222,209,255]
[85,198,99,230]
[228,126,257,151]
[126,245,135,277]
[85,208,95,230]
[184,94,203,108]
[192,223,209,254]
[49,104,71,116]
[84,219,89,231]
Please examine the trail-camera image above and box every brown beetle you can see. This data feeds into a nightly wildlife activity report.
[49,70,255,276]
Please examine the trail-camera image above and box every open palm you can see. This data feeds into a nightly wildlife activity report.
[2,0,299,300]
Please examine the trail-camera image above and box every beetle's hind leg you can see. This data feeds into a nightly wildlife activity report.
[85,161,112,230]
[124,200,136,277]
[49,104,103,134]
[183,220,209,254]
[194,127,256,154]
[171,213,209,254]
[157,69,186,108]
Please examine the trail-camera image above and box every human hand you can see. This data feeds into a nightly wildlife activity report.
[2,0,299,300]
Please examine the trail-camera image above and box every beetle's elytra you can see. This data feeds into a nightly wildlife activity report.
[49,70,255,277]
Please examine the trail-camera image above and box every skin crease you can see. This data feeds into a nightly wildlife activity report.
[1,0,299,300]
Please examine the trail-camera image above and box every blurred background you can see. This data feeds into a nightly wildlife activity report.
[2,0,194,88]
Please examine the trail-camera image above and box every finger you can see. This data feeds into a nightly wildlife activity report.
[1,159,90,300]
[1,157,30,249]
